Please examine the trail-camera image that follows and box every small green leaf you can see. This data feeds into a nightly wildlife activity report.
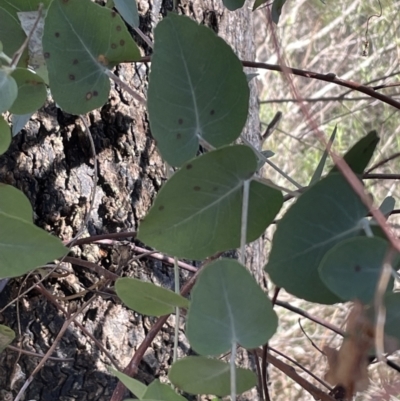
[11,113,33,136]
[143,379,187,401]
[138,145,282,260]
[43,0,141,114]
[265,173,368,304]
[115,277,189,316]
[0,184,32,222]
[0,69,18,113]
[319,237,396,304]
[9,68,47,114]
[271,0,287,24]
[109,367,147,399]
[0,116,11,155]
[309,126,336,186]
[169,356,257,396]
[186,259,278,356]
[148,14,249,166]
[0,324,15,353]
[222,0,245,11]
[379,196,395,217]
[114,0,139,28]
[330,130,379,175]
[0,6,28,67]
[253,0,267,11]
[0,212,68,279]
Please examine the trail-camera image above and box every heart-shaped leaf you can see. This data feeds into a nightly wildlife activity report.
[0,69,18,113]
[0,116,11,155]
[266,173,368,304]
[186,259,278,356]
[0,184,32,222]
[115,277,189,316]
[0,212,68,279]
[43,0,141,114]
[9,68,47,114]
[138,145,282,260]
[148,14,249,167]
[169,356,256,396]
[319,237,397,304]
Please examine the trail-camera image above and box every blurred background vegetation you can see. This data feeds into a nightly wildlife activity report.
[253,1,400,399]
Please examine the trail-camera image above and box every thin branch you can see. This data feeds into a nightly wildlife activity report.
[365,152,400,173]
[63,256,120,280]
[363,173,400,179]
[260,95,400,104]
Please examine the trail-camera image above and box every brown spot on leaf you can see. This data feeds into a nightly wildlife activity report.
[119,39,125,46]
[158,205,165,211]
[86,92,92,100]
[210,109,215,115]
[111,43,117,49]
[97,54,109,66]
[72,59,79,65]
[186,164,193,170]
[354,265,361,272]
[68,74,75,81]
[176,133,182,139]
[193,186,201,191]
[178,118,183,125]
[44,52,50,59]
[111,11,117,17]
[55,32,60,38]
[116,25,122,31]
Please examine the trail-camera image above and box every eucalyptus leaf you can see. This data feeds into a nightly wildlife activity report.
[379,196,395,218]
[0,324,15,353]
[143,379,187,401]
[222,0,245,11]
[265,173,368,304]
[330,130,379,175]
[0,116,11,155]
[0,184,33,222]
[148,14,249,167]
[309,126,336,186]
[0,5,28,67]
[115,277,189,316]
[110,367,147,399]
[319,237,397,304]
[43,0,141,114]
[169,356,257,396]
[11,112,33,136]
[138,145,282,260]
[9,68,47,114]
[114,0,139,28]
[0,69,18,113]
[0,212,68,279]
[186,259,278,355]
[271,0,287,24]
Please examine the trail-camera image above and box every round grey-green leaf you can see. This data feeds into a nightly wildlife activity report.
[0,69,18,113]
[148,14,249,167]
[138,145,282,260]
[9,68,47,114]
[0,116,11,155]
[186,259,278,356]
[319,237,397,304]
[42,0,141,114]
[143,379,187,401]
[0,184,32,222]
[169,356,256,396]
[115,277,189,316]
[0,212,68,279]
[265,173,368,304]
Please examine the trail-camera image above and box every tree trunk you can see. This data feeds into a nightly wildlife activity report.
[0,1,261,400]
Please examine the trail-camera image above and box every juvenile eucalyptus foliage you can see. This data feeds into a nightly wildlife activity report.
[0,0,399,399]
